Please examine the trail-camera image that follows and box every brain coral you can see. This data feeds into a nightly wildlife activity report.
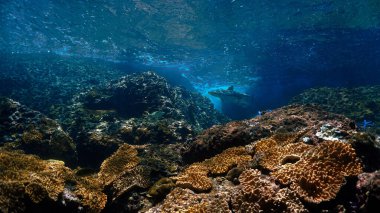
[253,135,363,203]
[174,146,251,192]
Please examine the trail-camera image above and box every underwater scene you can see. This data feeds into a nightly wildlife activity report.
[0,0,379,212]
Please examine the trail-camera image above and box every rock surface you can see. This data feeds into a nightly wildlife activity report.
[59,71,228,167]
[0,97,77,166]
[292,86,380,134]
[183,104,356,163]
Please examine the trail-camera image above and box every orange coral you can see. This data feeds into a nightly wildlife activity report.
[232,169,308,213]
[98,144,139,186]
[21,129,44,144]
[174,147,251,192]
[271,141,362,203]
[0,150,107,212]
[175,163,212,192]
[252,135,362,203]
[146,188,230,213]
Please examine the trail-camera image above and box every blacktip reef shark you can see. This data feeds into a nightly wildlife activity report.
[208,86,251,109]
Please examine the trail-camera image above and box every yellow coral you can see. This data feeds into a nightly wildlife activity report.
[75,176,107,212]
[233,169,308,213]
[252,135,362,203]
[98,144,139,186]
[147,188,230,213]
[0,150,107,212]
[21,129,43,144]
[174,147,251,192]
[271,141,362,203]
[175,164,212,192]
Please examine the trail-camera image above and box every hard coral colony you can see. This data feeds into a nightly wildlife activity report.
[0,74,378,212]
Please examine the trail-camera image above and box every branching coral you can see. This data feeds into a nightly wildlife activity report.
[252,135,363,203]
[174,147,251,192]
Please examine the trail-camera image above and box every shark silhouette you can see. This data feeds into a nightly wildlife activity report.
[208,86,251,117]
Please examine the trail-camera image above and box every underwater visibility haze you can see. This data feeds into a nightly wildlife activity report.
[0,0,379,212]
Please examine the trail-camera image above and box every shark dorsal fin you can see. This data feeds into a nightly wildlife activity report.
[227,86,234,91]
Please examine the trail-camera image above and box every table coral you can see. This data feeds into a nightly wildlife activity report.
[232,169,308,213]
[98,144,140,186]
[0,150,106,212]
[253,135,363,203]
[146,188,230,213]
[174,147,251,192]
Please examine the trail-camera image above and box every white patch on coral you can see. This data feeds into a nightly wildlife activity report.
[316,123,345,142]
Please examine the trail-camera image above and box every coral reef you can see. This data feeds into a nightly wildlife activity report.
[183,104,355,163]
[62,72,227,168]
[356,171,380,212]
[0,150,106,212]
[0,53,125,116]
[148,178,176,200]
[174,146,251,192]
[0,98,77,166]
[1,94,377,212]
[232,169,308,213]
[292,86,380,133]
[80,71,227,131]
[348,132,380,171]
[150,119,365,212]
[252,135,362,203]
[98,144,140,186]
[146,188,231,213]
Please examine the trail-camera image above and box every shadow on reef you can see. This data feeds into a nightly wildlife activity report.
[0,97,77,167]
[0,53,127,116]
[55,71,228,168]
[1,78,380,212]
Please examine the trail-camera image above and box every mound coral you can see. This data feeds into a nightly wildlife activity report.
[174,147,251,192]
[252,135,363,203]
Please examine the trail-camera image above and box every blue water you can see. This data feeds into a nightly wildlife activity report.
[1,0,380,119]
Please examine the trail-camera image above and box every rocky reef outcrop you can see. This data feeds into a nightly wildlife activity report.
[291,86,380,133]
[1,103,379,212]
[59,71,228,167]
[0,97,77,166]
[183,104,356,163]
[1,67,379,213]
[0,53,125,117]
